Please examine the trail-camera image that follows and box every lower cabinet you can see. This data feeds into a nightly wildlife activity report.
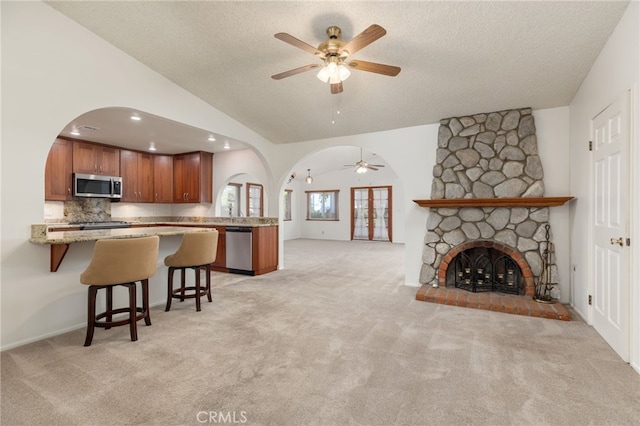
[252,226,278,275]
[209,225,277,275]
[210,226,227,272]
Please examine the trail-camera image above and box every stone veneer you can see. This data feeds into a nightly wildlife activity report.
[421,108,558,297]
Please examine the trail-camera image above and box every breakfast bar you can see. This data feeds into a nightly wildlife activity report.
[30,226,215,272]
[30,219,279,275]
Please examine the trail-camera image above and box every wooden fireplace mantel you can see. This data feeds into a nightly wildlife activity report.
[413,196,575,208]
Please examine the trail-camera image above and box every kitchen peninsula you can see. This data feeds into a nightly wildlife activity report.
[31,217,278,275]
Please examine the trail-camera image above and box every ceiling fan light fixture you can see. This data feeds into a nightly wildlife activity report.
[317,57,350,84]
[337,64,351,81]
[316,67,330,83]
[355,164,368,174]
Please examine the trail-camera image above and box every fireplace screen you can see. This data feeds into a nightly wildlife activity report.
[447,247,523,295]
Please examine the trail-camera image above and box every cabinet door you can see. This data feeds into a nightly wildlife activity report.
[210,226,227,269]
[98,146,120,176]
[45,138,73,201]
[119,150,138,202]
[72,142,98,174]
[153,155,173,203]
[252,226,279,275]
[200,151,213,203]
[173,151,212,203]
[137,152,154,202]
[173,154,187,202]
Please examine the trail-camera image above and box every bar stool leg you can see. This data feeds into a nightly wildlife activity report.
[128,283,138,342]
[195,266,202,312]
[206,265,212,303]
[165,267,174,312]
[179,268,186,302]
[105,286,113,330]
[141,279,151,326]
[84,286,98,347]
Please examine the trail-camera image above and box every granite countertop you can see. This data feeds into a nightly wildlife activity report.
[30,217,279,245]
[30,226,218,245]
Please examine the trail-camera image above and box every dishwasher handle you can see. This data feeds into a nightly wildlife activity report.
[226,226,252,232]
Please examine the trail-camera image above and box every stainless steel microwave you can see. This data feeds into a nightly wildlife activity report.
[73,173,122,199]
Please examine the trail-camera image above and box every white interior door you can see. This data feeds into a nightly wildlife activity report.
[592,91,630,362]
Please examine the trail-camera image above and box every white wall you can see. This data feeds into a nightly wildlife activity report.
[533,107,572,303]
[568,1,639,371]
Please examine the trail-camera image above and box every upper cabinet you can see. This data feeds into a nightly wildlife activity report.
[120,150,154,202]
[72,141,120,176]
[45,138,73,201]
[173,151,213,203]
[153,155,174,203]
[46,138,214,205]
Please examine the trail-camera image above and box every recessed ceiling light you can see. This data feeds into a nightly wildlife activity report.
[223,141,230,150]
[130,115,141,121]
[70,130,80,136]
[208,135,216,142]
[148,142,156,151]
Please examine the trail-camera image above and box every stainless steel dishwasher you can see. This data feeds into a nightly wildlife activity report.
[225,226,254,275]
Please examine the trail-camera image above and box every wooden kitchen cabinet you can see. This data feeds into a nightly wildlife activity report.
[153,154,174,203]
[45,138,73,201]
[210,226,227,271]
[173,151,213,203]
[73,141,120,176]
[252,225,279,275]
[120,150,154,202]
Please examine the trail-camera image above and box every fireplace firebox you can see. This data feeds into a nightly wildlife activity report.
[448,247,523,295]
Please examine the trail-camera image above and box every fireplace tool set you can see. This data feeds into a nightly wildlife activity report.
[534,224,558,303]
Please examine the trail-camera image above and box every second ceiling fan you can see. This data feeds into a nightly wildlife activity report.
[271,24,401,94]
[346,148,385,174]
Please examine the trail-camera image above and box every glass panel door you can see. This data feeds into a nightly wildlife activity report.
[353,189,369,240]
[351,186,391,242]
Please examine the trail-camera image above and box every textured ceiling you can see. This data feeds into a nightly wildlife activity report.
[46,1,628,145]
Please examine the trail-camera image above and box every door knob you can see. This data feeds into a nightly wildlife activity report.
[610,237,624,247]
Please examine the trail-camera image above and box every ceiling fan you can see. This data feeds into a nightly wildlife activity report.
[346,148,385,174]
[271,24,401,94]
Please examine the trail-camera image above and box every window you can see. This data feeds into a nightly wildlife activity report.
[246,183,263,217]
[283,189,292,221]
[306,190,339,220]
[221,183,241,217]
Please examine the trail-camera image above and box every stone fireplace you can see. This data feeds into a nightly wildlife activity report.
[419,108,560,299]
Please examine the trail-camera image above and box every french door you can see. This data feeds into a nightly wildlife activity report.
[351,186,392,242]
[592,91,630,362]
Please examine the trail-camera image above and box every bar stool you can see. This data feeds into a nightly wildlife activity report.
[164,230,219,312]
[80,236,159,346]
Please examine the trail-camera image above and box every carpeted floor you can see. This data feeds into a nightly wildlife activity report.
[2,239,639,425]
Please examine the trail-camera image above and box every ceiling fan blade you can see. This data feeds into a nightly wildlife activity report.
[369,164,385,168]
[271,64,321,80]
[347,60,401,76]
[274,33,325,58]
[366,165,379,171]
[330,82,343,94]
[340,24,386,56]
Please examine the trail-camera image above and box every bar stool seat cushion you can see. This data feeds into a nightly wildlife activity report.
[81,236,159,286]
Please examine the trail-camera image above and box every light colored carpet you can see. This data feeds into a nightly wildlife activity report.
[2,239,639,425]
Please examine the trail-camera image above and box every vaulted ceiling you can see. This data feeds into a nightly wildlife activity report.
[47,1,628,147]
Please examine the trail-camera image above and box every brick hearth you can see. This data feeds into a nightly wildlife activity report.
[415,285,570,321]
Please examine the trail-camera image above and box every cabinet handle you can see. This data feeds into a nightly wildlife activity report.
[67,188,71,195]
